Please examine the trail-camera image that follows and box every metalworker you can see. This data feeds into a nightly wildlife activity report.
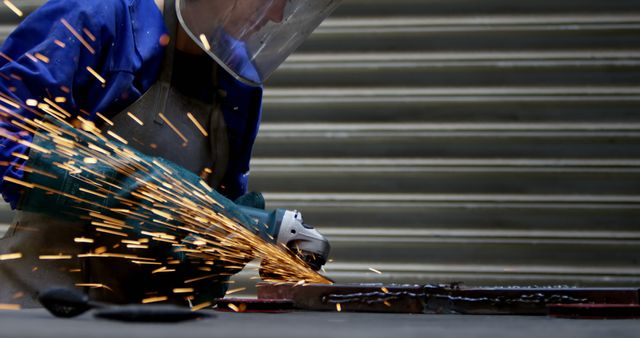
[0,0,339,307]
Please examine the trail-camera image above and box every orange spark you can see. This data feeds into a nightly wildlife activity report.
[159,34,171,47]
[199,34,210,50]
[95,228,128,237]
[142,296,168,304]
[187,112,208,136]
[3,0,22,17]
[38,254,73,260]
[82,28,96,42]
[0,304,21,311]
[191,302,211,311]
[11,152,28,161]
[225,287,246,295]
[75,283,114,292]
[173,288,194,294]
[60,19,95,54]
[34,53,50,63]
[152,266,176,274]
[0,253,22,261]
[158,112,188,145]
[2,177,34,189]
[184,274,215,284]
[86,66,106,84]
[127,112,144,126]
[107,130,128,144]
[0,52,13,62]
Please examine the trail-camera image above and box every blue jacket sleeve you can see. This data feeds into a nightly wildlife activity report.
[0,0,134,207]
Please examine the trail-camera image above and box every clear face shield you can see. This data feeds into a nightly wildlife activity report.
[176,0,343,86]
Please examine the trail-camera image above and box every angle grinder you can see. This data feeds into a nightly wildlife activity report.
[238,206,331,271]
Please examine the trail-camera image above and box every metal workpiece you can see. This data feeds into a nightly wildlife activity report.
[420,285,640,315]
[257,283,640,315]
[258,283,426,313]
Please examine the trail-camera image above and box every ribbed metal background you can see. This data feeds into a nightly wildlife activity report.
[1,0,639,288]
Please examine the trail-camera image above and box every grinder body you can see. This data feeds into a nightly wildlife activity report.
[238,206,331,271]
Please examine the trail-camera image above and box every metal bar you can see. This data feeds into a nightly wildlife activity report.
[257,283,639,315]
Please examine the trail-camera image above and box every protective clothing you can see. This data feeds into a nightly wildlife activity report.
[0,0,262,207]
[103,0,229,189]
[177,0,343,85]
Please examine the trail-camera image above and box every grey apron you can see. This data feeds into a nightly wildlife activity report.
[0,0,229,307]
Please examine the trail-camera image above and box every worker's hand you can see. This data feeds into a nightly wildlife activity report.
[235,191,266,210]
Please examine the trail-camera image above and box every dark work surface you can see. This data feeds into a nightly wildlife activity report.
[0,309,639,338]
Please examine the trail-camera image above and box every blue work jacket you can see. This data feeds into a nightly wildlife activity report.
[0,0,263,207]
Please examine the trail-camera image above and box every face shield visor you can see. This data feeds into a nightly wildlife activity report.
[176,0,342,86]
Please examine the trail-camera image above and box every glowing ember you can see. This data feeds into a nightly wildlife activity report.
[82,28,96,42]
[158,112,188,145]
[173,288,194,294]
[187,112,208,137]
[34,53,50,63]
[0,303,21,311]
[75,283,113,291]
[191,301,211,311]
[142,296,168,304]
[3,0,22,17]
[199,34,211,50]
[38,254,73,260]
[126,112,144,126]
[225,287,246,295]
[60,19,95,54]
[0,253,22,261]
[368,267,382,274]
[86,66,106,84]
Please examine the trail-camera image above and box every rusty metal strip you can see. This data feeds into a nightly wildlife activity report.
[257,283,640,315]
[422,284,639,315]
[258,283,426,314]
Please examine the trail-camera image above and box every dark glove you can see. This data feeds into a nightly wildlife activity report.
[235,191,266,210]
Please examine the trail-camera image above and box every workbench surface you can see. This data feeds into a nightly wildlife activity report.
[0,309,638,338]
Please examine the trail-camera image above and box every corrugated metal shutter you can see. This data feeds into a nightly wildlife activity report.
[1,0,639,289]
[252,0,640,287]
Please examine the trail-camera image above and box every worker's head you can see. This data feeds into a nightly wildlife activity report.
[176,0,343,86]
[223,0,288,37]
